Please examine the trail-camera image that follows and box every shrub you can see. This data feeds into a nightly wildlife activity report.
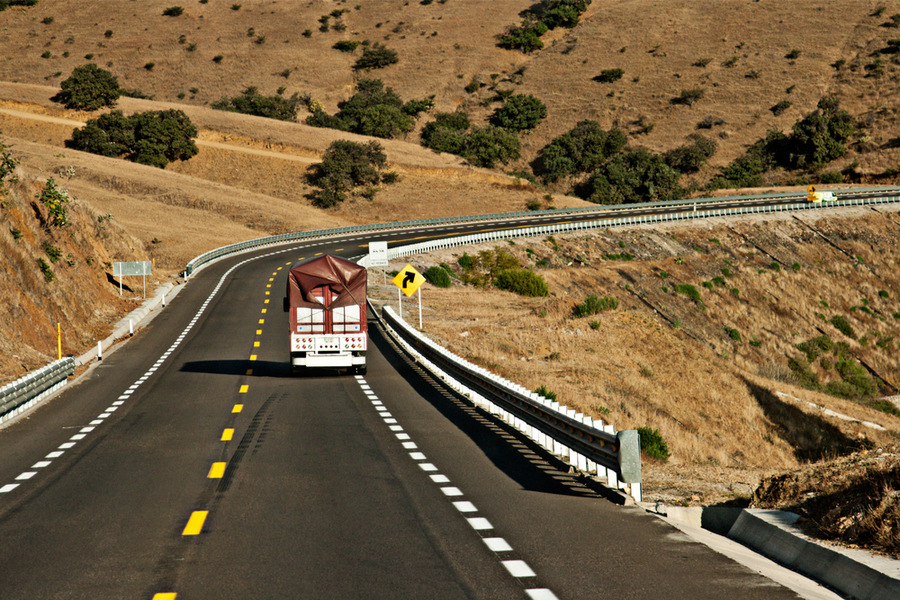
[458,253,474,270]
[788,356,819,389]
[143,62,155,71]
[491,94,547,132]
[830,315,856,339]
[212,55,224,63]
[788,97,854,168]
[55,64,120,110]
[494,268,549,297]
[637,427,670,460]
[593,68,624,83]
[771,100,792,116]
[572,294,618,317]
[310,140,393,207]
[672,88,705,106]
[534,385,557,401]
[498,17,547,53]
[334,40,361,52]
[353,44,398,70]
[579,148,681,205]
[38,258,54,282]
[879,289,889,299]
[212,86,304,122]
[674,283,701,302]
[724,326,742,342]
[69,109,198,168]
[424,266,452,288]
[534,120,625,182]
[797,335,834,361]
[36,178,71,227]
[162,6,184,16]
[665,134,717,173]
[785,49,801,59]
[459,125,521,168]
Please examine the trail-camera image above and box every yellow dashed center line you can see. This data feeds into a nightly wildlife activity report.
[221,428,234,441]
[239,385,249,393]
[208,462,226,479]
[152,594,177,600]
[232,404,243,413]
[254,341,260,347]
[183,511,208,535]
[265,291,270,295]
[261,308,267,314]
[259,319,265,324]
[266,284,271,288]
[277,267,283,271]
[256,330,262,335]
[268,278,274,282]
[250,355,257,361]
[246,368,253,375]
[264,299,269,304]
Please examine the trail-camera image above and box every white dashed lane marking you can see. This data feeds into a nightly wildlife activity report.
[354,376,553,596]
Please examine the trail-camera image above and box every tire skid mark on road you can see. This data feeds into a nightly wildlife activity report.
[354,375,560,600]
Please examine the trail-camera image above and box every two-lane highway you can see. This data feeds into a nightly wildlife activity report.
[0,237,806,599]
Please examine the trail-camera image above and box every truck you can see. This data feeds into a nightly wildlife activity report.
[806,185,836,203]
[283,255,367,375]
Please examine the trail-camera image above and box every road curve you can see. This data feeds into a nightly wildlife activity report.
[0,236,807,599]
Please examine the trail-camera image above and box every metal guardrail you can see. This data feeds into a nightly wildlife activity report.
[378,302,642,498]
[356,195,900,265]
[0,357,76,424]
[188,189,900,277]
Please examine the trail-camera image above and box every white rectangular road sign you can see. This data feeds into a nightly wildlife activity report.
[369,241,388,267]
[113,261,152,276]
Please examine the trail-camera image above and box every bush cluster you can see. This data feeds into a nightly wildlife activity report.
[577,148,681,205]
[534,120,625,183]
[572,294,618,317]
[0,0,39,10]
[495,268,549,297]
[68,109,198,168]
[212,86,304,122]
[665,134,717,173]
[498,1,591,53]
[353,44,398,70]
[307,78,432,139]
[710,97,854,189]
[420,111,520,168]
[36,178,71,227]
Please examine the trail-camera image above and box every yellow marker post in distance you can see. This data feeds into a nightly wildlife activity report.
[221,429,234,441]
[208,462,226,479]
[183,511,208,535]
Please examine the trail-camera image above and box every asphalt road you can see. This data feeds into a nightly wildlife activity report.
[0,238,805,599]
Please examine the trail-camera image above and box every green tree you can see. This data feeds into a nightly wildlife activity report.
[460,126,521,168]
[580,148,681,205]
[492,94,547,131]
[498,17,548,53]
[311,140,390,207]
[420,111,470,154]
[56,64,120,111]
[788,96,854,168]
[353,44,399,70]
[69,110,135,157]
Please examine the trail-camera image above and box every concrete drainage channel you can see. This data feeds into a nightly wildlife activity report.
[646,503,900,600]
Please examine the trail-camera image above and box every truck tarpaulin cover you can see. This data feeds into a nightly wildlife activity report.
[286,255,367,310]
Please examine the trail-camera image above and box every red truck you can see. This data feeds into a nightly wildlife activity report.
[284,255,368,375]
